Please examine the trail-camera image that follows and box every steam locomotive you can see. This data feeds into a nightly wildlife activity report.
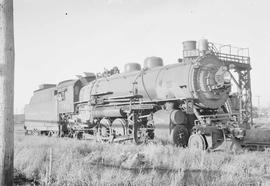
[25,39,256,149]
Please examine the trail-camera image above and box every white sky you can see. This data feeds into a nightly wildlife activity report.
[14,0,270,113]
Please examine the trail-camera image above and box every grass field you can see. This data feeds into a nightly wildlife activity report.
[14,121,270,186]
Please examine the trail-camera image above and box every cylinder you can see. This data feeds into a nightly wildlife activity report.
[170,110,186,125]
[153,109,186,128]
[153,109,186,142]
[143,57,163,69]
[124,63,141,73]
[198,39,208,51]
[183,41,197,51]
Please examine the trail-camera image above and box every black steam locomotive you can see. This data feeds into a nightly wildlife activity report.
[25,39,254,150]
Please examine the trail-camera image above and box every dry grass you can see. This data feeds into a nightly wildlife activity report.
[14,134,270,186]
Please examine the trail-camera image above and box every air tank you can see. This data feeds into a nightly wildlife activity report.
[153,109,186,142]
[124,63,141,73]
[143,56,164,69]
[183,41,197,51]
[153,109,186,126]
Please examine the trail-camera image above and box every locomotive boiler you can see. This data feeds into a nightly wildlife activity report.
[25,39,262,150]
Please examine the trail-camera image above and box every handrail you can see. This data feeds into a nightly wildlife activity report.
[216,52,250,64]
[183,42,250,65]
[212,42,250,57]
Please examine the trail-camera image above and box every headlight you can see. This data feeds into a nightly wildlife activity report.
[223,71,231,83]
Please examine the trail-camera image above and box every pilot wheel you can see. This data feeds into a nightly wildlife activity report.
[188,133,207,150]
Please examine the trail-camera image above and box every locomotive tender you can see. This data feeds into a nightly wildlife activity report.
[25,39,254,149]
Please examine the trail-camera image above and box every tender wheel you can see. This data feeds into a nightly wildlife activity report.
[171,125,189,147]
[73,131,83,140]
[188,134,207,150]
[48,131,56,137]
[25,130,30,136]
[32,129,40,136]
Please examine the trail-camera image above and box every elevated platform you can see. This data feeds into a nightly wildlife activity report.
[211,42,252,127]
[209,42,251,71]
[217,52,251,70]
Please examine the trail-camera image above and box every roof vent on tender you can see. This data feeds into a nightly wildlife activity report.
[38,84,56,90]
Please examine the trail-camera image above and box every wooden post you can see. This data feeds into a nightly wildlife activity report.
[0,0,15,185]
[48,148,52,185]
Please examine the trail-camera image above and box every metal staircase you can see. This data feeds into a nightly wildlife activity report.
[210,42,253,128]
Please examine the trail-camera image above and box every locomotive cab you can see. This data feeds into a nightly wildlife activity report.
[57,74,96,136]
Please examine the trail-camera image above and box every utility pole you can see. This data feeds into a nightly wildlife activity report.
[0,0,15,185]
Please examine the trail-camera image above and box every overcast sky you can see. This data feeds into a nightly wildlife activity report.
[14,0,270,113]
